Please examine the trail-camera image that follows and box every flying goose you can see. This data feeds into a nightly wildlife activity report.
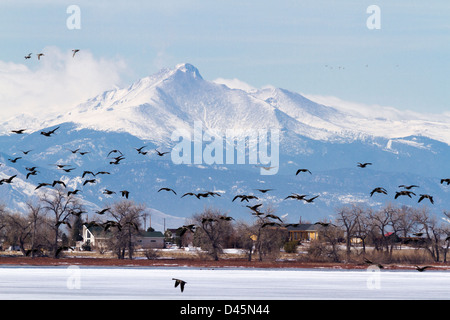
[370,187,387,197]
[418,194,434,204]
[296,169,311,175]
[172,278,187,292]
[357,162,372,168]
[158,187,177,195]
[40,126,59,137]
[394,190,416,199]
[11,129,26,134]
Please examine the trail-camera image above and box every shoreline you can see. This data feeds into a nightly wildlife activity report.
[1,256,449,271]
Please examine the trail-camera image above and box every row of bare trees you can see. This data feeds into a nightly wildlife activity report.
[334,203,450,263]
[0,188,145,259]
[179,203,450,264]
[182,207,287,262]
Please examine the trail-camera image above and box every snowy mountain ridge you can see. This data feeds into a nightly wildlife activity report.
[2,62,450,147]
[0,63,449,225]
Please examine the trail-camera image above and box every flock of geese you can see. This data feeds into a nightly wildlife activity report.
[2,51,443,292]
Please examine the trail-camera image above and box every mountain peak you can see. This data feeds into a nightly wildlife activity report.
[174,63,202,80]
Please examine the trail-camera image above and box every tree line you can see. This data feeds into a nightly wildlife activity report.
[1,186,449,264]
[0,187,145,259]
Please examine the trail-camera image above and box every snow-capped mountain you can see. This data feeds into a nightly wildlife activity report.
[0,63,449,226]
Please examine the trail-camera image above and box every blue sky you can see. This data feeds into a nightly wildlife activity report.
[0,1,449,116]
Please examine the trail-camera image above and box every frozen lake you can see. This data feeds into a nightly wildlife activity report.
[0,265,449,300]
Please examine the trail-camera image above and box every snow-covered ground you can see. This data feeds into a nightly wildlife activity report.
[0,266,449,300]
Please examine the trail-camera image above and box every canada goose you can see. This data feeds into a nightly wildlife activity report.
[251,210,265,216]
[67,148,80,154]
[26,171,39,179]
[246,203,263,211]
[155,149,170,156]
[11,129,26,134]
[40,126,59,137]
[413,232,423,237]
[95,171,110,176]
[135,146,146,153]
[26,167,38,172]
[109,156,125,164]
[314,222,336,227]
[370,187,387,197]
[62,167,76,173]
[418,194,434,204]
[8,157,22,163]
[303,195,319,203]
[399,185,419,190]
[120,190,130,198]
[79,151,89,155]
[24,53,32,59]
[255,189,274,193]
[218,216,234,221]
[357,162,372,168]
[296,169,311,175]
[67,189,81,196]
[158,187,177,195]
[202,217,217,224]
[284,193,308,201]
[284,223,300,228]
[54,164,70,169]
[107,149,123,157]
[96,208,110,215]
[181,192,200,199]
[83,179,96,186]
[177,224,196,237]
[172,278,187,292]
[37,53,44,60]
[394,190,416,199]
[261,222,282,228]
[35,182,51,190]
[72,49,80,57]
[0,175,17,185]
[265,214,283,222]
[82,171,95,178]
[415,265,432,272]
[20,150,32,154]
[440,179,450,185]
[103,189,116,195]
[232,194,258,202]
[52,180,67,188]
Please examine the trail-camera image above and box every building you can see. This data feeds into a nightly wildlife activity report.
[286,224,322,242]
[135,230,165,248]
[80,224,165,250]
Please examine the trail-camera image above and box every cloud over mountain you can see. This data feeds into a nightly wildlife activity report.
[0,47,127,120]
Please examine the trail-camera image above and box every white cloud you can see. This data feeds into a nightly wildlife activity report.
[0,46,127,120]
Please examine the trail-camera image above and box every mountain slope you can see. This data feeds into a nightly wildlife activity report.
[0,63,449,226]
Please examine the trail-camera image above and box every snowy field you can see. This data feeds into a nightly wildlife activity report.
[0,266,449,300]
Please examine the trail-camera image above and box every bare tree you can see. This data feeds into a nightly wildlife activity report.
[335,204,362,259]
[40,187,84,258]
[105,200,143,259]
[191,208,234,261]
